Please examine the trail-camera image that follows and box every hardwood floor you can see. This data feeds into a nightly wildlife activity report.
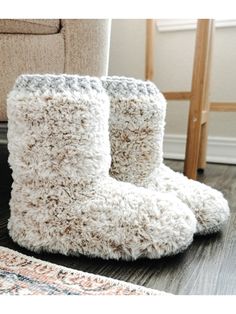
[0,143,235,295]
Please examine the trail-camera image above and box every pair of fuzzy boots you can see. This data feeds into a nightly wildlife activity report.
[7,75,229,260]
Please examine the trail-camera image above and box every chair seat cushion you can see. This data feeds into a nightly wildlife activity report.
[0,19,60,34]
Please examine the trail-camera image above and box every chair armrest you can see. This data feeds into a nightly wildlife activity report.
[61,19,111,76]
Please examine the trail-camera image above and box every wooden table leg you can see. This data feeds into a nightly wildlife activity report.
[145,19,155,81]
[184,19,214,180]
[197,20,214,171]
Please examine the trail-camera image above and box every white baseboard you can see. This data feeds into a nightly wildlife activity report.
[164,134,236,164]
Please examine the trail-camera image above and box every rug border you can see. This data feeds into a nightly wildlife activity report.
[0,246,170,295]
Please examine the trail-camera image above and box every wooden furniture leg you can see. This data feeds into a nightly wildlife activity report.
[145,19,155,81]
[184,20,214,179]
[197,21,214,171]
[145,19,234,180]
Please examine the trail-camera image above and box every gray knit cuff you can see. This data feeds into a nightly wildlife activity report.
[13,74,104,94]
[101,76,162,98]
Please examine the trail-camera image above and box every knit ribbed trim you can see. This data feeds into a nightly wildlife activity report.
[14,74,104,94]
[101,76,161,98]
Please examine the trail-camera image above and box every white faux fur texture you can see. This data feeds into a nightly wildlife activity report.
[102,76,167,182]
[102,76,230,235]
[7,74,196,260]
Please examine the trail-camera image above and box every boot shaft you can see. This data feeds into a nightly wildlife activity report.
[7,75,111,185]
[102,76,166,185]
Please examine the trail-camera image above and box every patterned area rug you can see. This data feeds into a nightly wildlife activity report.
[0,246,167,295]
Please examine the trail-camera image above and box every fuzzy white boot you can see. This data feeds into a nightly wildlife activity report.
[102,76,230,235]
[7,74,196,260]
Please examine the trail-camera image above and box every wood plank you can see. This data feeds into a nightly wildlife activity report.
[184,20,214,179]
[210,102,236,112]
[197,20,214,170]
[145,19,155,81]
[163,91,191,100]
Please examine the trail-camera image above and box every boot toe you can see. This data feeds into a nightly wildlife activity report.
[188,182,230,235]
[149,193,196,257]
[152,165,230,235]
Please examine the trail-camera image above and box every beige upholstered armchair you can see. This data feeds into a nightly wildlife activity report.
[0,19,111,121]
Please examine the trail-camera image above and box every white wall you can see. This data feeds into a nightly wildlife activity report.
[109,19,236,163]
